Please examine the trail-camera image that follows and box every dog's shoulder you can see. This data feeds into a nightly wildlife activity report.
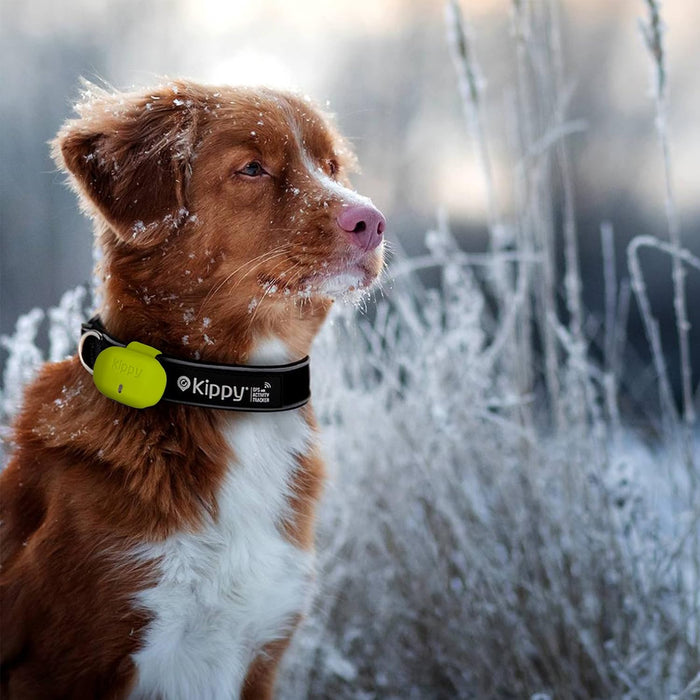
[1,358,81,563]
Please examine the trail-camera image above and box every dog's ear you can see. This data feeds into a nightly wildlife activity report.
[53,82,198,246]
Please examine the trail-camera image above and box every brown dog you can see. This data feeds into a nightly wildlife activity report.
[0,80,385,699]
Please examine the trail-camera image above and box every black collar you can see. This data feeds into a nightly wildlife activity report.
[78,316,310,412]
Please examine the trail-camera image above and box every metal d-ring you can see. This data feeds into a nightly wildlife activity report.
[78,329,102,375]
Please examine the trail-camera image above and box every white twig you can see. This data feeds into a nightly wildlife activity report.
[639,0,695,434]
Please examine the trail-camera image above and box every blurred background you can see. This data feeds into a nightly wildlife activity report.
[1,0,699,413]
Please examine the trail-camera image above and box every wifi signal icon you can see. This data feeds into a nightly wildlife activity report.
[264,382,271,390]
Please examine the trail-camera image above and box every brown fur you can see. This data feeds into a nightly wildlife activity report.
[0,80,384,699]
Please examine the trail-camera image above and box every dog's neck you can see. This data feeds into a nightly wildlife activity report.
[98,280,332,367]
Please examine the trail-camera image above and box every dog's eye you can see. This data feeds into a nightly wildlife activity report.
[328,159,339,177]
[238,161,266,177]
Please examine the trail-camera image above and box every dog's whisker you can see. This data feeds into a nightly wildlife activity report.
[246,260,304,329]
[198,245,292,315]
[225,248,292,290]
[247,282,276,329]
[208,245,291,293]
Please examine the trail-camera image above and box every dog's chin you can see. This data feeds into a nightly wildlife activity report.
[309,249,384,301]
[317,270,373,301]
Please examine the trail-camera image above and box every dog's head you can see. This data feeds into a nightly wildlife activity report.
[53,80,385,354]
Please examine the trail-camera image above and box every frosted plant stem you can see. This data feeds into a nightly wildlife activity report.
[505,92,535,429]
[601,222,617,372]
[601,222,621,436]
[483,249,531,369]
[673,671,700,700]
[549,0,583,345]
[510,0,562,428]
[389,250,542,278]
[549,314,606,453]
[445,0,514,336]
[613,279,631,387]
[445,0,503,261]
[546,0,599,443]
[627,237,681,428]
[640,0,695,440]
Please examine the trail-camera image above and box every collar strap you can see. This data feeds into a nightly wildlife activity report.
[78,316,310,412]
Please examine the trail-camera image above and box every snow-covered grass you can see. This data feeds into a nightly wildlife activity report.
[278,250,700,697]
[277,2,699,697]
[1,0,698,697]
[0,285,90,426]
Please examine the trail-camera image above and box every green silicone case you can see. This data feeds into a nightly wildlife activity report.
[92,341,166,409]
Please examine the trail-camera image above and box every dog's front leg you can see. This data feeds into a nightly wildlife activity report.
[241,634,295,700]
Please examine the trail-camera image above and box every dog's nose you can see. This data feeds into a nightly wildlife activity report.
[336,204,386,252]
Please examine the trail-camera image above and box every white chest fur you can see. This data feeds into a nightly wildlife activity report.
[130,343,315,700]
